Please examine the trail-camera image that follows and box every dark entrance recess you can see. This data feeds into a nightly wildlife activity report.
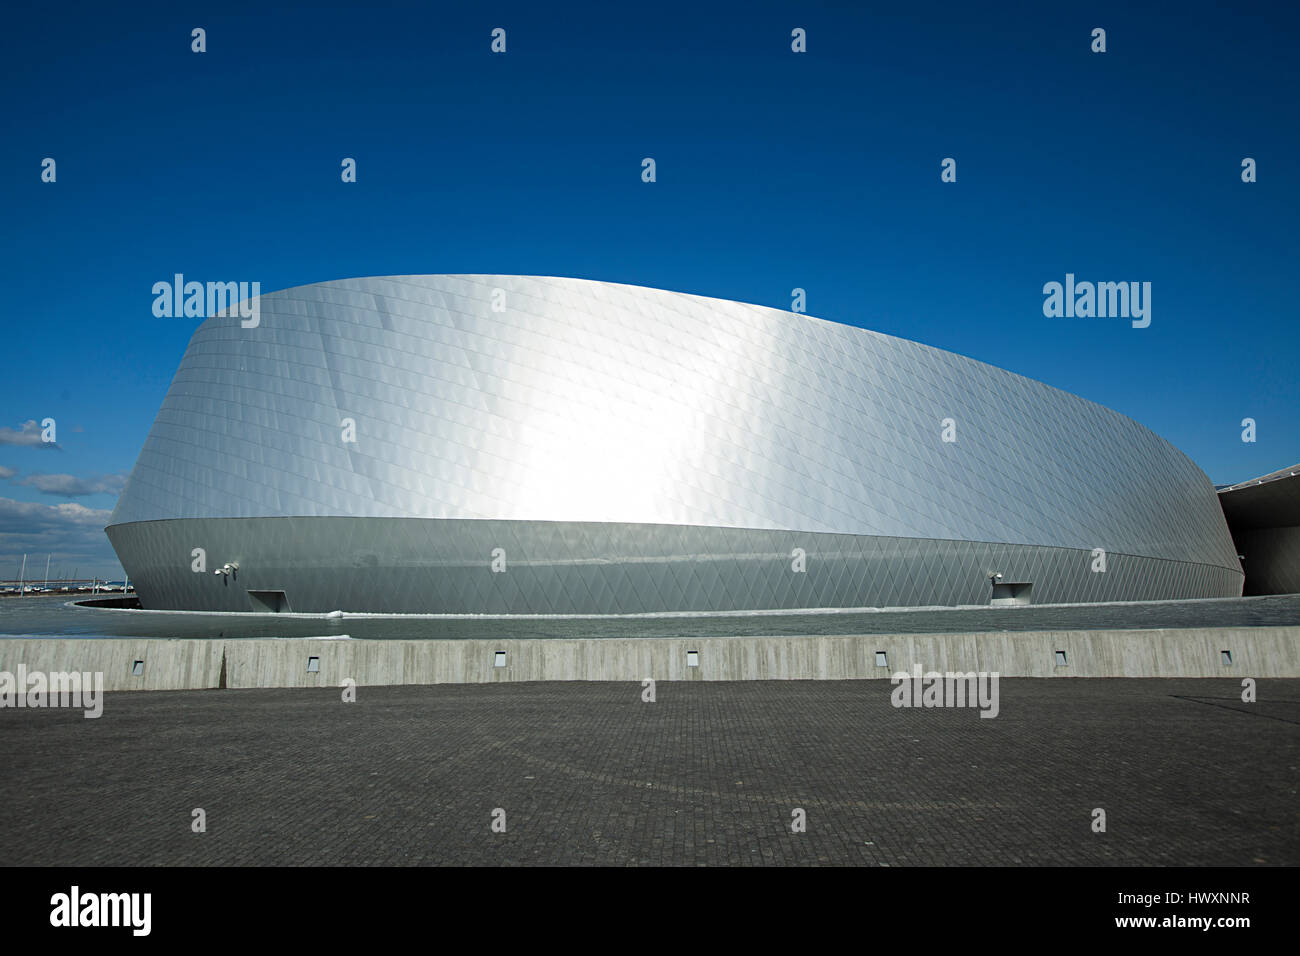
[248,589,291,613]
[990,582,1033,606]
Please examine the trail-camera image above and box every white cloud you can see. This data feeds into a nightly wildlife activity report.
[0,496,119,578]
[0,420,56,448]
[0,496,111,532]
[16,472,128,498]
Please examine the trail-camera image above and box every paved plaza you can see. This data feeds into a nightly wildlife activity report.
[1,679,1296,866]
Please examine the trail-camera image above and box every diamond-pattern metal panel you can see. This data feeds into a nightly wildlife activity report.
[107,275,1242,612]
[106,517,1242,613]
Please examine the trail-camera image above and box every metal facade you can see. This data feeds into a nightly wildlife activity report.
[106,275,1242,612]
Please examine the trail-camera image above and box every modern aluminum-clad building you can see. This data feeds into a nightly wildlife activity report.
[106,275,1243,613]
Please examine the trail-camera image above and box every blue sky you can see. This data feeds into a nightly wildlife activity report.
[1,0,1296,578]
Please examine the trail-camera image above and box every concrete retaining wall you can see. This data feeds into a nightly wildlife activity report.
[0,638,225,692]
[1,626,1297,691]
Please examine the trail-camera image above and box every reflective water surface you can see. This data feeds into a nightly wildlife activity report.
[1,593,1297,641]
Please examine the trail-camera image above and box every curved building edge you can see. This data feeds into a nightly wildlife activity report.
[107,516,1243,614]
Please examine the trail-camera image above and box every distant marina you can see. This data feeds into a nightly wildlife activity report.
[0,580,133,598]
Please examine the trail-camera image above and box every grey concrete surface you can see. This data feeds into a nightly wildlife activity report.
[0,679,1295,866]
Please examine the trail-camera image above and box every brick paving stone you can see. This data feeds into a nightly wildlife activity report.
[0,678,1295,866]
